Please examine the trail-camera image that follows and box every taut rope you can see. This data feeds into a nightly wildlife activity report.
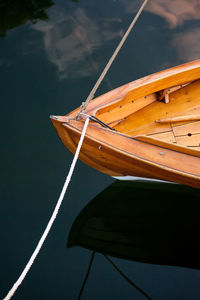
[77,252,153,299]
[104,255,153,300]
[2,0,149,298]
[78,0,149,117]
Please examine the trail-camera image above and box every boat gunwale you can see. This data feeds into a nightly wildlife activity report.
[64,119,200,158]
[66,59,200,123]
[88,59,200,116]
[62,121,200,180]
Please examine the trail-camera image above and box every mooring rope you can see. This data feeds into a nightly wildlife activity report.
[2,0,149,298]
[77,252,153,300]
[2,118,89,300]
[78,0,149,116]
[104,255,153,300]
[78,251,96,300]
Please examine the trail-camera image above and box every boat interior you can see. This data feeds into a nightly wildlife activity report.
[94,79,200,150]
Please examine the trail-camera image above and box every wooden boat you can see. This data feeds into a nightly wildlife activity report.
[68,180,200,269]
[51,60,200,188]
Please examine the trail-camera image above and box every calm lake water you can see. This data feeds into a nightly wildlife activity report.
[1,0,200,299]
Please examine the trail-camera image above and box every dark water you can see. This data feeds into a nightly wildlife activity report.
[1,0,200,299]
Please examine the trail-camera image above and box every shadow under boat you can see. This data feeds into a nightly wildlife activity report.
[68,180,200,270]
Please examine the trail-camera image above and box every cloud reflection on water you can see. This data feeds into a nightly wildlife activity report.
[145,0,200,64]
[33,6,122,79]
[172,28,200,61]
[146,0,200,28]
[33,0,200,80]
[123,0,200,28]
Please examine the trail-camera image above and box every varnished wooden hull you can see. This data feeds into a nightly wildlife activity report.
[51,60,200,189]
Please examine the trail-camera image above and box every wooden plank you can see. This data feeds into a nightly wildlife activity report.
[173,121,200,137]
[67,119,200,175]
[156,115,200,124]
[94,61,200,120]
[176,134,200,147]
[155,105,200,125]
[96,93,156,125]
[114,80,200,133]
[135,135,200,157]
[126,123,171,136]
[147,131,176,143]
[51,115,200,188]
[167,106,200,126]
[189,147,200,150]
[65,60,200,122]
[157,83,189,101]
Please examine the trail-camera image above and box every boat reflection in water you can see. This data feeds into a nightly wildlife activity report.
[68,180,200,270]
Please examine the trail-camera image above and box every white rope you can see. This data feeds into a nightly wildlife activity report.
[79,0,149,115]
[3,0,149,298]
[2,117,90,300]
